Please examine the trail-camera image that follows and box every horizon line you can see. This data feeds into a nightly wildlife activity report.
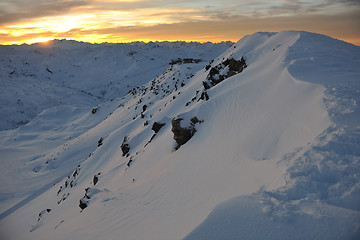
[2,36,359,47]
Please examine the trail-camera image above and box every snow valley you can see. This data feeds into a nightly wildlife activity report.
[0,31,359,240]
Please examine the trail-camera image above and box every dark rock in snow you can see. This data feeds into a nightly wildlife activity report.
[121,136,130,156]
[205,57,247,87]
[202,81,211,90]
[127,158,133,167]
[209,67,219,77]
[199,91,209,101]
[79,199,87,210]
[171,117,202,150]
[169,58,201,65]
[226,57,247,78]
[152,122,165,133]
[190,117,201,124]
[92,107,99,114]
[98,137,103,147]
[46,67,53,74]
[93,175,98,186]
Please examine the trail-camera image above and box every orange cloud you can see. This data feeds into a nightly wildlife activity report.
[0,1,359,45]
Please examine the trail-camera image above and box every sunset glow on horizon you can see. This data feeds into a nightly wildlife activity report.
[0,0,359,45]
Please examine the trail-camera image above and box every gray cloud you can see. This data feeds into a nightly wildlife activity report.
[255,0,360,17]
[0,0,359,45]
[0,0,90,25]
[0,0,200,25]
[45,8,359,43]
[1,0,359,27]
[332,0,360,5]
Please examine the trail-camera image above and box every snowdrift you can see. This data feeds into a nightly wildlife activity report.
[0,31,359,240]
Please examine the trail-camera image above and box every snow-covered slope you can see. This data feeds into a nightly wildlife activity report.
[0,40,232,131]
[0,31,359,240]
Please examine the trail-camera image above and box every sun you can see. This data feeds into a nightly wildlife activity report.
[26,37,54,45]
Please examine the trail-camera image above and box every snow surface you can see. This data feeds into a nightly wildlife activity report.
[0,31,359,240]
[0,40,231,131]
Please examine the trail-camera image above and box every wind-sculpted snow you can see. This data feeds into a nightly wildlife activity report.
[185,194,360,240]
[0,31,359,240]
[186,32,360,239]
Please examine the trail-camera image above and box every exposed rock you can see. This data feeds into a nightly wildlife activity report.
[228,58,242,71]
[93,175,98,186]
[79,199,87,210]
[57,186,62,196]
[226,70,237,78]
[98,137,103,147]
[170,58,201,65]
[226,57,247,77]
[205,57,247,87]
[46,67,53,74]
[172,118,193,148]
[171,116,202,150]
[84,188,90,199]
[127,157,133,167]
[121,136,130,156]
[92,107,99,114]
[209,67,219,77]
[202,81,211,90]
[37,209,52,222]
[199,91,209,101]
[152,122,165,133]
[191,117,201,124]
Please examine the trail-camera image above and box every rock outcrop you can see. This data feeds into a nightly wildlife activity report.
[207,57,247,85]
[171,116,202,150]
[79,199,87,210]
[152,122,165,133]
[121,136,130,156]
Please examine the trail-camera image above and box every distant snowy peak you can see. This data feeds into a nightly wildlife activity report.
[32,38,234,50]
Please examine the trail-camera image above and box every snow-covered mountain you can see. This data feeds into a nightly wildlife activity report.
[0,40,232,131]
[0,31,359,240]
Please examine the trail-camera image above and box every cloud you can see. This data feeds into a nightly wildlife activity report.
[333,0,360,6]
[15,8,354,44]
[1,0,358,26]
[248,0,360,17]
[0,0,91,25]
[0,0,359,45]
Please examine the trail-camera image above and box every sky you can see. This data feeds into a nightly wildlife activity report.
[0,0,359,45]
